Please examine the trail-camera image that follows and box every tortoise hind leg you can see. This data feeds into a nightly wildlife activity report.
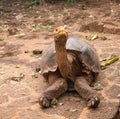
[74,76,100,108]
[39,77,67,108]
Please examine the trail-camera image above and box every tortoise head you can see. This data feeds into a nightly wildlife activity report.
[53,26,68,43]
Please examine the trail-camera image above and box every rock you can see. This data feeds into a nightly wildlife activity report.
[36,66,41,72]
[59,102,64,106]
[15,13,24,21]
[15,65,20,68]
[8,28,18,35]
[69,108,78,112]
[24,50,29,53]
[0,71,5,75]
[33,49,42,55]
[31,73,38,78]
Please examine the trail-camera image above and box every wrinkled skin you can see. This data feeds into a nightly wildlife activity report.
[39,68,100,108]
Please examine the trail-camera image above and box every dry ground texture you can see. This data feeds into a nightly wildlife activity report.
[0,0,120,119]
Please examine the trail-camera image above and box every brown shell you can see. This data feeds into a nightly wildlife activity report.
[40,36,100,74]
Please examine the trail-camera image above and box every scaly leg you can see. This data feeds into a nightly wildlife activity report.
[39,74,67,108]
[74,76,100,108]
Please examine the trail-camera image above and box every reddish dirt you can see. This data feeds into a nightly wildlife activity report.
[0,0,120,119]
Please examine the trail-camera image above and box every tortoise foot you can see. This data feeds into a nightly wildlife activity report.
[39,97,51,108]
[87,96,100,108]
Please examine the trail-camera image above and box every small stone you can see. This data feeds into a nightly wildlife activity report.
[117,94,120,98]
[13,13,17,15]
[0,71,5,75]
[89,15,94,18]
[59,102,64,106]
[69,108,78,112]
[8,27,18,35]
[31,73,38,78]
[36,66,41,72]
[39,71,41,74]
[52,105,57,108]
[16,13,24,21]
[20,73,25,78]
[16,65,20,68]
[24,50,29,53]
[33,49,42,55]
[38,57,42,60]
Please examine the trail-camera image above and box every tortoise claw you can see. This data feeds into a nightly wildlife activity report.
[87,96,100,108]
[39,97,50,108]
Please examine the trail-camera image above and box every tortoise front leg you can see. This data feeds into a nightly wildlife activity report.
[39,78,67,108]
[74,77,100,108]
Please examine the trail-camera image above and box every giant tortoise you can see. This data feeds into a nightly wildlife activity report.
[39,26,100,108]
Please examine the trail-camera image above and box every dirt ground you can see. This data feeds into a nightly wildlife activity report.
[0,0,120,119]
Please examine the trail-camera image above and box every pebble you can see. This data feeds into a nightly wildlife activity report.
[31,73,38,78]
[0,71,5,75]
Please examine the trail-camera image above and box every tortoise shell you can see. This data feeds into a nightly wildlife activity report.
[40,36,100,77]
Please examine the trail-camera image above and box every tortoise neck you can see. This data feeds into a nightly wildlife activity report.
[55,41,70,79]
